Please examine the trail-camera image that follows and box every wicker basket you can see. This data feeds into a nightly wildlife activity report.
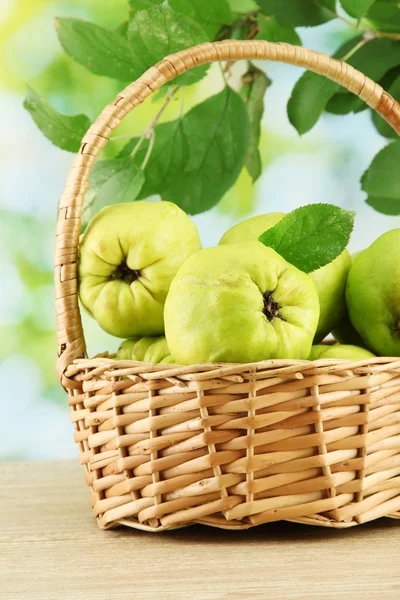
[55,40,400,531]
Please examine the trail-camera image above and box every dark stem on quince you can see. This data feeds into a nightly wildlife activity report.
[263,291,283,322]
[111,262,140,285]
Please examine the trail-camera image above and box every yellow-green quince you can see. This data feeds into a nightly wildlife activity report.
[219,212,351,343]
[164,241,320,364]
[79,201,201,338]
[346,230,400,356]
[309,344,375,361]
[116,336,174,364]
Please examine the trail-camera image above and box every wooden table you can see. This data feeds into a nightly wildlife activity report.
[1,461,399,600]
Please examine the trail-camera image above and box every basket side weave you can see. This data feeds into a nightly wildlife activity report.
[55,39,400,384]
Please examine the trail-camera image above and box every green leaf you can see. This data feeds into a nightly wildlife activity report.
[256,14,302,45]
[84,158,145,223]
[372,68,400,139]
[228,0,259,12]
[287,36,361,134]
[127,5,209,86]
[119,119,187,198]
[325,39,400,117]
[169,0,233,40]
[56,17,138,81]
[23,87,91,152]
[345,38,400,80]
[366,196,400,215]
[325,92,366,115]
[366,2,400,32]
[240,67,271,182]
[288,37,400,134]
[288,73,339,135]
[259,204,355,273]
[361,140,400,201]
[115,21,129,36]
[119,87,249,214]
[129,0,163,9]
[340,0,376,18]
[162,87,249,213]
[256,0,336,27]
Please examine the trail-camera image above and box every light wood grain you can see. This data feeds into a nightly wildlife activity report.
[1,461,399,600]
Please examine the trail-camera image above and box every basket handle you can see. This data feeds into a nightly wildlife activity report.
[55,39,400,386]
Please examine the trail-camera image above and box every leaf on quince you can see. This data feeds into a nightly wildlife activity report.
[23,87,91,152]
[259,203,355,273]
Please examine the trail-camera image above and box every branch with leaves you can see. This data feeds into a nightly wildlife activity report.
[24,0,400,222]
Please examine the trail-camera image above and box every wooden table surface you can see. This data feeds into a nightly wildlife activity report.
[1,461,399,600]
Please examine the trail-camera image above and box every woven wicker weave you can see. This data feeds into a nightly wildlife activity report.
[55,40,400,531]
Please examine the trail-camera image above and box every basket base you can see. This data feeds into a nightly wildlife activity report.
[106,513,400,532]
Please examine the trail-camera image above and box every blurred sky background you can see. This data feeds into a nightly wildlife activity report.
[1,0,399,459]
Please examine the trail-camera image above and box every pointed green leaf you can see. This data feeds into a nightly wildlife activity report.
[259,204,355,273]
[127,5,209,86]
[256,14,302,45]
[361,141,400,201]
[288,73,339,135]
[366,2,400,32]
[161,87,249,213]
[129,0,163,9]
[119,87,249,214]
[256,0,336,27]
[119,119,188,198]
[169,0,233,40]
[340,0,376,18]
[372,68,400,139]
[23,87,91,152]
[325,92,366,115]
[287,36,361,134]
[56,17,138,81]
[84,158,145,223]
[228,0,259,12]
[325,39,400,117]
[240,67,271,182]
[366,196,400,215]
[288,37,400,134]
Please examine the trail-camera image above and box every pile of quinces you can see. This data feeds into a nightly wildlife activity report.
[78,201,400,365]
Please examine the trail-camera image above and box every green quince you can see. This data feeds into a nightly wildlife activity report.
[116,336,174,364]
[346,230,400,356]
[78,201,201,338]
[164,241,320,364]
[332,251,365,346]
[309,344,375,361]
[219,213,351,343]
